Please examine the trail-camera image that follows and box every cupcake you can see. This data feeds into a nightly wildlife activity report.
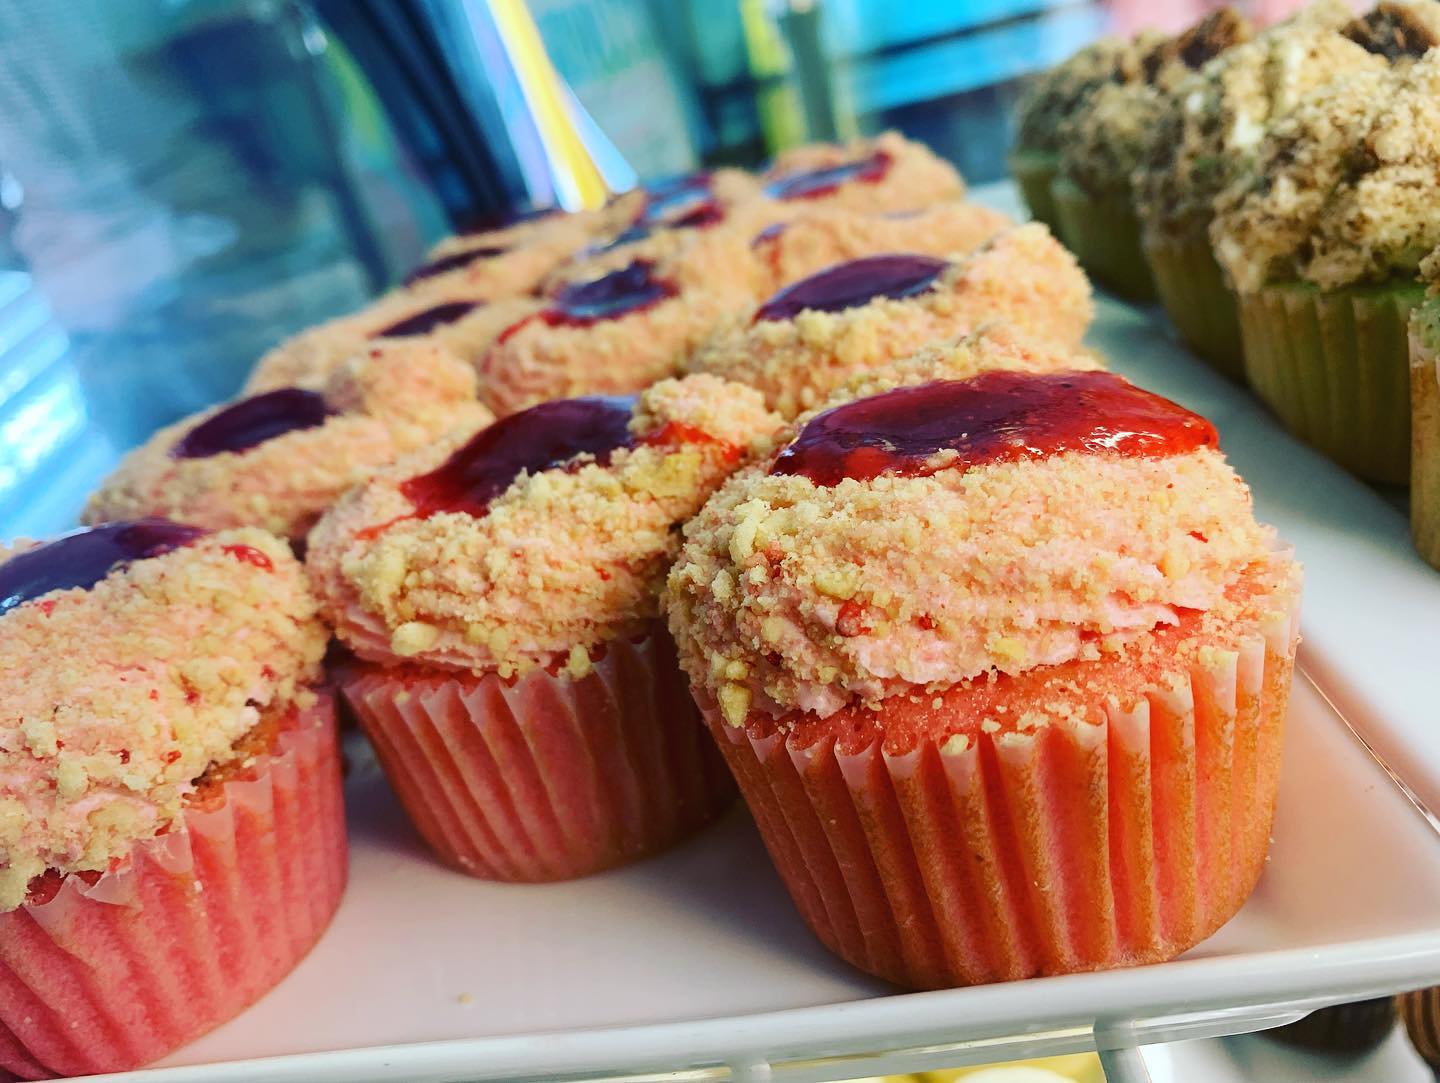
[1262,999,1397,1052]
[760,132,964,214]
[86,342,492,544]
[1009,32,1162,231]
[1136,1,1393,377]
[246,287,539,394]
[750,203,1014,294]
[1051,9,1253,302]
[475,236,762,417]
[1399,985,1440,1072]
[1410,247,1440,568]
[307,375,783,880]
[396,217,589,304]
[0,521,341,1078]
[666,353,1302,989]
[1210,50,1440,484]
[685,224,1092,417]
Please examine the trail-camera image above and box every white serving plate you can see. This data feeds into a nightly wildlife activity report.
[77,183,1440,1081]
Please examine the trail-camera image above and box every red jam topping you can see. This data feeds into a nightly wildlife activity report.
[0,520,208,616]
[544,261,678,327]
[373,301,478,338]
[402,246,505,286]
[172,388,334,460]
[754,254,946,322]
[771,371,1219,486]
[401,395,640,518]
[639,174,717,227]
[764,150,892,201]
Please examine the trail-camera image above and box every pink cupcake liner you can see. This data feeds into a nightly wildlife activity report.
[702,598,1299,991]
[343,624,736,881]
[0,694,347,1081]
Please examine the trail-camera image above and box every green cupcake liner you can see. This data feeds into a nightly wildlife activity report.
[1237,281,1422,485]
[1050,177,1157,303]
[1144,232,1245,381]
[1007,149,1060,233]
[1411,329,1440,571]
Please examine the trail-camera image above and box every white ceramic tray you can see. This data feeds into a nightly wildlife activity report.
[78,184,1440,1081]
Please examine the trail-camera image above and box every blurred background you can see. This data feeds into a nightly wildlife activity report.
[0,0,1319,535]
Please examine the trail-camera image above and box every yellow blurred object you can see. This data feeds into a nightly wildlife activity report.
[487,0,609,210]
[918,1053,1105,1083]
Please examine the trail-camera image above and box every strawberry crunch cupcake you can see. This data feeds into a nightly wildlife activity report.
[246,288,538,394]
[750,203,1013,294]
[667,359,1302,990]
[307,375,783,880]
[87,342,492,543]
[761,132,964,214]
[0,521,342,1077]
[686,224,1092,417]
[476,242,760,417]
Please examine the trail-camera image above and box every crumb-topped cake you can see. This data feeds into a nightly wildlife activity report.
[686,223,1091,417]
[0,522,344,1077]
[246,288,538,394]
[307,375,784,881]
[760,131,964,214]
[1209,49,1440,483]
[750,203,1013,293]
[87,341,492,542]
[666,350,1301,989]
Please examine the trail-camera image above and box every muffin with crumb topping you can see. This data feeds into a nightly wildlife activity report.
[1136,1,1408,375]
[1009,31,1164,230]
[307,375,783,880]
[686,224,1092,418]
[0,522,341,1077]
[1051,9,1252,302]
[1211,49,1440,483]
[1410,246,1440,568]
[88,342,492,544]
[666,337,1301,989]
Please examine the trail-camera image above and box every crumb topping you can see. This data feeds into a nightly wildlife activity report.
[1012,32,1166,155]
[1343,1,1440,65]
[666,439,1273,724]
[0,529,326,911]
[685,224,1092,417]
[1135,0,1384,241]
[1211,51,1440,291]
[86,342,492,541]
[307,375,784,677]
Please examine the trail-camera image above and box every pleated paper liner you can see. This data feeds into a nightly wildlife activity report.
[1049,177,1157,303]
[1399,986,1440,1072]
[1410,327,1440,571]
[701,588,1299,991]
[343,623,735,882]
[1237,280,1423,486]
[1008,150,1062,234]
[1262,998,1396,1053]
[0,694,347,1081]
[1144,231,1245,381]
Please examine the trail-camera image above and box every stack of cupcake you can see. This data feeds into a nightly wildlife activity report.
[2,127,1309,1077]
[1014,0,1440,566]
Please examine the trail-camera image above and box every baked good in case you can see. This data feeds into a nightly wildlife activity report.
[1051,8,1252,302]
[1211,49,1440,484]
[86,342,492,543]
[1136,0,1388,376]
[0,522,342,1078]
[686,224,1091,417]
[667,350,1302,989]
[307,375,783,880]
[761,132,963,214]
